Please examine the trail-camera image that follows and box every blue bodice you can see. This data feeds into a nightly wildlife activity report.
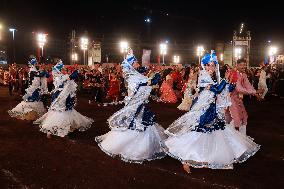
[27,88,41,102]
[25,69,48,102]
[192,80,227,133]
[29,70,48,85]
[66,95,75,110]
[51,70,78,110]
[128,103,156,131]
[127,82,155,131]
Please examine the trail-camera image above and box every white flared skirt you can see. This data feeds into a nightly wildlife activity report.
[95,124,167,163]
[164,124,260,169]
[8,101,46,120]
[34,109,93,137]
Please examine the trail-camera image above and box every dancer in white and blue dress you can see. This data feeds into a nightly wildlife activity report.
[8,58,48,120]
[164,51,260,173]
[34,60,93,138]
[95,50,166,163]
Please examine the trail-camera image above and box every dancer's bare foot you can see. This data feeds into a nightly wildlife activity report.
[183,163,191,174]
[47,133,51,139]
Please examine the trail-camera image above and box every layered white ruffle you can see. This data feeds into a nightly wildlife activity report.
[34,109,93,137]
[8,101,46,120]
[164,124,260,169]
[96,124,166,163]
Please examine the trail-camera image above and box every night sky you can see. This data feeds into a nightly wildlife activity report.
[1,0,283,40]
[0,0,284,62]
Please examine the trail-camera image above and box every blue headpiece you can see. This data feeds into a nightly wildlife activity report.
[126,54,137,65]
[28,58,37,66]
[201,50,221,84]
[53,60,64,72]
[201,50,218,66]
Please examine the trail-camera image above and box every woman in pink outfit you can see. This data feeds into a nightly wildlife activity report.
[160,73,178,103]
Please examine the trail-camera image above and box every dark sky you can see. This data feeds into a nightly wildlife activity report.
[1,0,284,42]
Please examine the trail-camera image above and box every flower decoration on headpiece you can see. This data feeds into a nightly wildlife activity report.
[201,50,218,66]
[28,58,38,66]
[53,59,64,72]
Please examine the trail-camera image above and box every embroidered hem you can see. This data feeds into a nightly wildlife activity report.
[162,144,260,169]
[95,136,166,164]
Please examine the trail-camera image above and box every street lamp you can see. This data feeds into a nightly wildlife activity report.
[71,53,78,62]
[234,47,242,60]
[144,17,151,23]
[37,33,47,58]
[0,24,3,41]
[220,53,224,61]
[9,28,16,62]
[160,43,167,65]
[239,23,244,34]
[268,46,278,64]
[268,46,277,56]
[120,41,128,59]
[173,55,180,64]
[9,28,16,39]
[196,46,204,64]
[80,37,88,65]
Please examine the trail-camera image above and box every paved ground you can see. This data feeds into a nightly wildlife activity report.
[0,86,283,189]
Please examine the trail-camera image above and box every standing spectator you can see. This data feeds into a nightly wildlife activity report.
[47,68,53,92]
[8,65,16,96]
[89,70,104,106]
[277,69,284,98]
[106,73,120,103]
[18,68,28,96]
[177,66,197,111]
[252,69,259,90]
[160,72,178,103]
[258,66,268,100]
